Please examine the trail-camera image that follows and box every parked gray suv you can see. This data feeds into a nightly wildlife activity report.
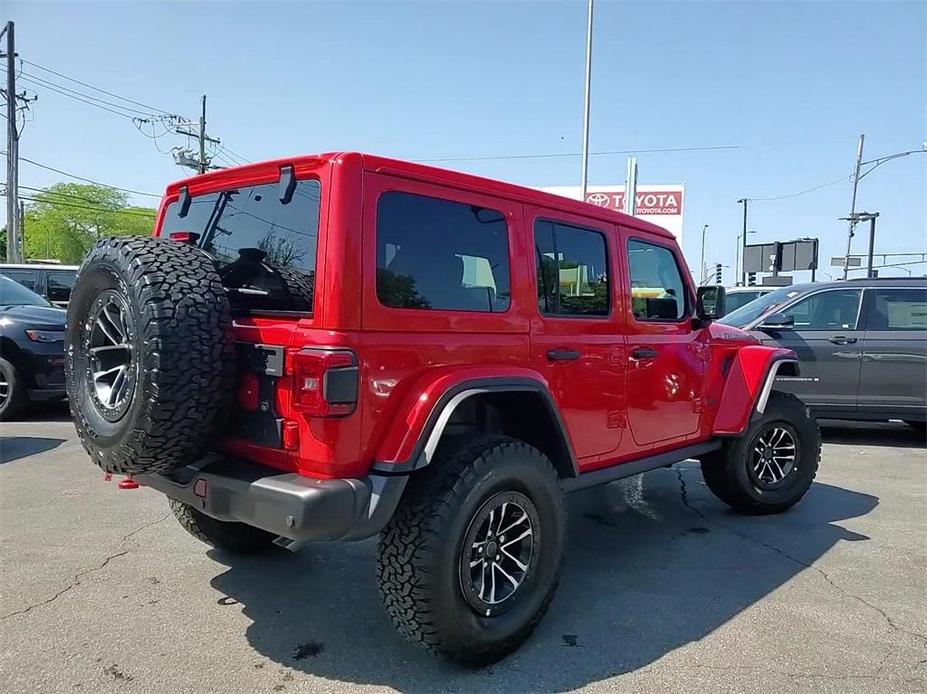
[720,278,927,431]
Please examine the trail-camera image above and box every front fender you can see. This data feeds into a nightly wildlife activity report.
[372,365,560,472]
[712,345,798,436]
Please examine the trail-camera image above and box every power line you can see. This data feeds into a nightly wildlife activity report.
[9,68,164,119]
[415,144,740,163]
[211,150,238,168]
[749,174,851,202]
[18,57,177,117]
[19,184,156,209]
[20,194,156,217]
[217,145,250,164]
[11,73,145,121]
[0,150,161,198]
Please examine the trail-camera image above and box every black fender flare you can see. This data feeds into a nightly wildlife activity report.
[371,377,579,477]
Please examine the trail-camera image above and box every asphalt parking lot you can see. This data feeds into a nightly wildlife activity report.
[1,406,925,694]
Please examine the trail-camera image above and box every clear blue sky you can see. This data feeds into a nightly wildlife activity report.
[6,1,926,281]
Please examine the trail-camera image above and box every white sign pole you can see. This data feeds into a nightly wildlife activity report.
[579,0,594,200]
[624,157,637,216]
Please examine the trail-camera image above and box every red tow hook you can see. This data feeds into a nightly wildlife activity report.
[117,477,140,490]
[103,473,113,482]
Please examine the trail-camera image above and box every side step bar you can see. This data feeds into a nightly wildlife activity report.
[560,440,722,493]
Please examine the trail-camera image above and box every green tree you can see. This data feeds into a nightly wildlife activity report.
[23,183,157,263]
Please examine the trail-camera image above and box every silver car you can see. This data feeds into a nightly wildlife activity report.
[720,278,927,431]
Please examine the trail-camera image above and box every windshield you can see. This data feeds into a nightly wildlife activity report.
[724,291,767,314]
[159,179,321,314]
[719,286,805,328]
[0,275,53,307]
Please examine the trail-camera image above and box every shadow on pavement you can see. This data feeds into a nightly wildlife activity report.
[819,419,926,449]
[0,436,67,463]
[208,469,877,691]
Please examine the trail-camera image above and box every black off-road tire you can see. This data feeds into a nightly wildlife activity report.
[377,436,565,666]
[65,236,234,475]
[169,500,278,554]
[0,356,29,421]
[701,391,820,515]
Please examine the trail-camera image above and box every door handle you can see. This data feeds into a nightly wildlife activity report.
[546,348,581,362]
[631,347,658,360]
[828,336,857,345]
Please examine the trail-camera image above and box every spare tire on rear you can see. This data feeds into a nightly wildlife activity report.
[65,236,234,475]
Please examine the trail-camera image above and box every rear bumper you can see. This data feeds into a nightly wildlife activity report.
[138,458,407,542]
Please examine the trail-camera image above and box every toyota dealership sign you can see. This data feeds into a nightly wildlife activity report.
[541,184,685,242]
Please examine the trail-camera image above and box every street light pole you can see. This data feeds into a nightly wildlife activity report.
[842,134,865,280]
[699,224,708,285]
[579,0,594,200]
[737,198,748,286]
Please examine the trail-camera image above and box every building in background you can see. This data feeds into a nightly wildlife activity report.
[541,185,685,243]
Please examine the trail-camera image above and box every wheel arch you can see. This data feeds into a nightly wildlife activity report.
[0,336,26,368]
[372,376,579,479]
[713,346,800,436]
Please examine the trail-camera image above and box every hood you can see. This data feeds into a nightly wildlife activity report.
[0,304,67,329]
[706,320,760,346]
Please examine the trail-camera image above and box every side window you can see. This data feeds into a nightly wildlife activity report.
[785,289,862,330]
[376,192,510,312]
[627,239,686,321]
[867,288,927,331]
[47,271,76,302]
[534,220,609,317]
[2,270,37,292]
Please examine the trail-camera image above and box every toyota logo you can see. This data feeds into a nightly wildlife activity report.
[586,193,610,207]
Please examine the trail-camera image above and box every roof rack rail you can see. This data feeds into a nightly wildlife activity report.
[845,276,926,282]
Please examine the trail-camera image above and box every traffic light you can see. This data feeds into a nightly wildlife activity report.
[747,272,757,287]
[714,263,723,285]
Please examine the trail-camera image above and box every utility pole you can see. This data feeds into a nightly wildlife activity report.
[173,94,219,174]
[699,224,709,285]
[18,199,23,259]
[842,134,865,280]
[198,95,207,175]
[579,0,594,200]
[3,21,19,262]
[737,198,749,286]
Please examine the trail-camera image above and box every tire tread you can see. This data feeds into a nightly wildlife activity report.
[376,435,563,665]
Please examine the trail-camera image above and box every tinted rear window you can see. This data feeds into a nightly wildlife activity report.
[160,180,320,313]
[376,192,511,312]
[725,291,766,313]
[2,270,38,292]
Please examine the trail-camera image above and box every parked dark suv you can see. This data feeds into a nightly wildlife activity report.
[720,277,927,430]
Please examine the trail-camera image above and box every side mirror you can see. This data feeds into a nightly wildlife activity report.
[759,312,795,330]
[696,285,726,321]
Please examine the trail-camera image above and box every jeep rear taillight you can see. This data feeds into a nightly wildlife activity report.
[292,349,358,417]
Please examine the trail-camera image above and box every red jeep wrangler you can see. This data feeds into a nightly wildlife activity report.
[65,152,820,665]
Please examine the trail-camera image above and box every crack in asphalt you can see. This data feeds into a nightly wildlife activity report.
[672,465,927,676]
[0,512,172,621]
